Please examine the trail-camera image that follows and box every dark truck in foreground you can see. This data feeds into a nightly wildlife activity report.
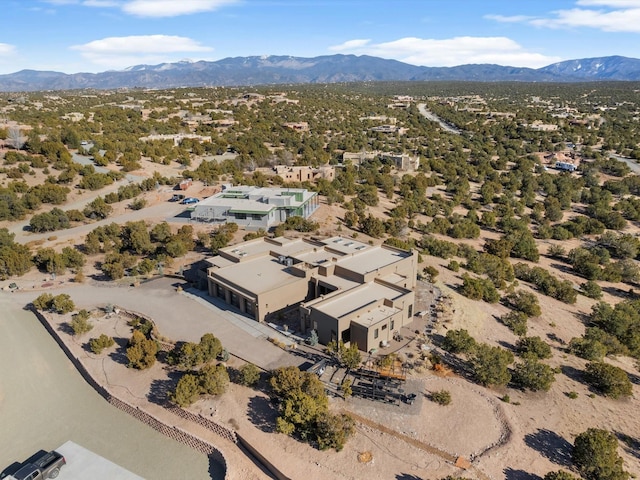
[1,451,66,480]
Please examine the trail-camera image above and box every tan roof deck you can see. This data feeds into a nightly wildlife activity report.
[321,236,371,254]
[309,281,407,319]
[336,246,411,275]
[351,305,400,328]
[211,255,306,295]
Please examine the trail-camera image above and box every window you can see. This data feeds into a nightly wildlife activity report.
[382,324,387,331]
[408,304,413,318]
[252,214,262,220]
[374,328,379,339]
[341,329,351,343]
[235,212,247,220]
[390,319,395,330]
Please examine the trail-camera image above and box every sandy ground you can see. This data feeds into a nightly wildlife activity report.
[2,150,639,479]
[9,265,638,480]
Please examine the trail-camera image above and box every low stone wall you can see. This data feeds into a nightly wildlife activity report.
[166,405,237,444]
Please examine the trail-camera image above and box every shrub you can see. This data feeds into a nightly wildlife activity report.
[315,412,355,451]
[585,362,633,399]
[569,337,607,361]
[51,294,75,314]
[544,471,578,480]
[504,290,541,317]
[442,329,476,354]
[199,363,229,396]
[32,293,54,311]
[512,357,556,392]
[516,336,552,359]
[573,428,629,480]
[469,344,514,387]
[126,330,158,369]
[581,280,603,299]
[237,363,261,387]
[70,309,93,336]
[172,373,201,407]
[500,311,528,336]
[461,274,500,303]
[430,390,452,405]
[89,334,115,354]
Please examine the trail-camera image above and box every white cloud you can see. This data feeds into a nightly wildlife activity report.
[329,39,371,51]
[576,0,640,6]
[70,35,213,69]
[487,1,640,33]
[328,36,560,68]
[83,0,120,7]
[0,43,16,56]
[122,0,239,17]
[531,6,640,32]
[483,14,536,23]
[41,0,80,5]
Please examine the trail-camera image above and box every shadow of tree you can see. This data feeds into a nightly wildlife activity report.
[627,370,640,386]
[396,474,423,480]
[547,332,568,346]
[208,454,228,480]
[109,336,130,366]
[148,370,182,406]
[560,364,585,384]
[498,339,515,351]
[504,468,541,480]
[615,431,640,461]
[524,428,573,467]
[58,321,75,336]
[247,395,278,433]
[602,286,636,300]
[550,262,574,275]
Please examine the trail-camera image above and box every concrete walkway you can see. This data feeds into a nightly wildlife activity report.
[181,287,298,346]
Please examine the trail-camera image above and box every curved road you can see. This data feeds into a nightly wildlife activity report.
[609,152,640,175]
[417,103,462,135]
[0,291,222,479]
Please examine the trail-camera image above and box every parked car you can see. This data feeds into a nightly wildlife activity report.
[170,194,185,202]
[181,197,199,205]
[2,450,66,480]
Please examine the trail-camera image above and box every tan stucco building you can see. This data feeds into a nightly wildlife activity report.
[205,236,418,352]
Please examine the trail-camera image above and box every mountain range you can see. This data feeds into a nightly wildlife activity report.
[1,54,640,92]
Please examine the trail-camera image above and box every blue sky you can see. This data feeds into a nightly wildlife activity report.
[1,0,639,75]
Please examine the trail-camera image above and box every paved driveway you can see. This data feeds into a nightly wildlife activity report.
[12,277,302,371]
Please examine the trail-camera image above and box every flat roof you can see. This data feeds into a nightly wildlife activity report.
[212,255,306,295]
[55,441,143,480]
[381,272,407,284]
[295,249,343,265]
[205,255,235,269]
[220,237,318,262]
[351,305,400,328]
[316,274,360,292]
[309,281,406,319]
[336,246,411,275]
[321,236,371,255]
[196,197,276,213]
